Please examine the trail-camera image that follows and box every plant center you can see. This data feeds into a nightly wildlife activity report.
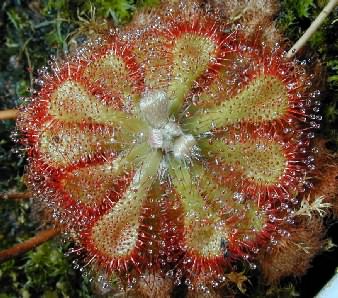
[140,90,197,160]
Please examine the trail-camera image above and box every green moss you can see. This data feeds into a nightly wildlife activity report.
[0,241,92,297]
[277,0,338,149]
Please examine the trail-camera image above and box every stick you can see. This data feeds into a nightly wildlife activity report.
[0,228,61,263]
[0,192,32,200]
[287,0,338,58]
[0,109,18,120]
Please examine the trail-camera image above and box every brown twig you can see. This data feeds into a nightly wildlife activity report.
[0,109,18,120]
[0,228,61,263]
[287,0,338,58]
[0,192,32,200]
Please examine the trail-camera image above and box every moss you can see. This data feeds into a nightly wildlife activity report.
[277,0,338,150]
[0,241,92,297]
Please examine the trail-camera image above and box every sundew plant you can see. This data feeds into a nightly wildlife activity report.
[0,0,337,297]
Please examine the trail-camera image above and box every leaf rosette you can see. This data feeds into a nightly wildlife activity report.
[17,4,315,288]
